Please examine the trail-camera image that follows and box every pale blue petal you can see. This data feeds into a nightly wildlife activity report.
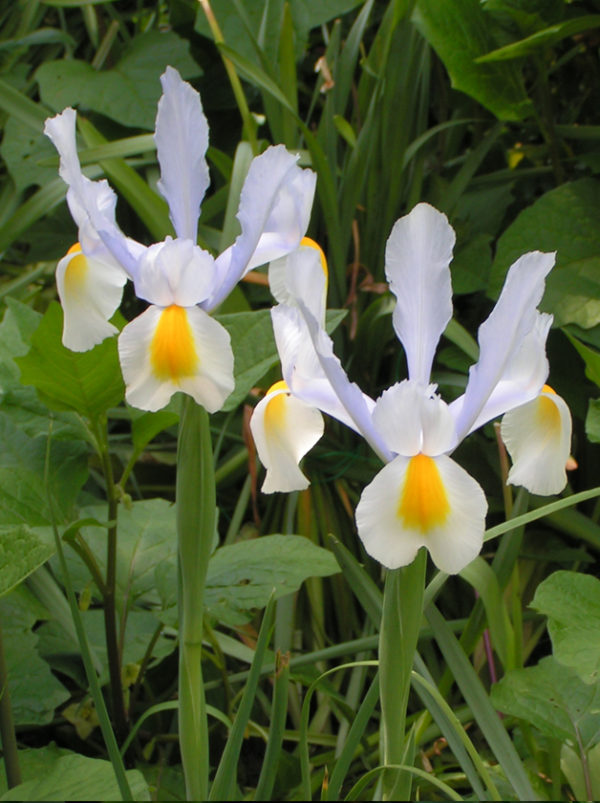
[453,251,555,442]
[386,203,454,385]
[154,66,210,241]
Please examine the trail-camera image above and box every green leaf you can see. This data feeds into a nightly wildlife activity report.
[413,0,532,121]
[586,399,600,443]
[531,570,600,685]
[0,413,88,527]
[1,117,58,192]
[36,31,200,130]
[130,408,179,453]
[204,535,340,626]
[489,178,600,327]
[0,526,55,598]
[491,656,600,749]
[0,587,69,726]
[16,302,125,418]
[219,308,346,411]
[565,331,600,388]
[0,750,149,801]
[561,742,600,802]
[476,15,600,62]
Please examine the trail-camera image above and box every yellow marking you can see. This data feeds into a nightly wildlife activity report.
[537,393,561,431]
[64,243,88,295]
[301,237,328,280]
[397,453,450,532]
[542,384,556,395]
[264,380,289,429]
[150,305,199,382]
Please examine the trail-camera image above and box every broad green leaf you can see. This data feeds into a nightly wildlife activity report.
[586,399,600,443]
[561,742,600,802]
[0,525,55,597]
[0,587,69,726]
[531,570,600,685]
[219,308,347,411]
[16,302,125,418]
[413,0,532,121]
[36,30,200,130]
[130,408,179,453]
[566,331,600,388]
[1,117,58,192]
[0,77,47,132]
[489,179,600,328]
[0,413,88,527]
[0,750,149,801]
[204,534,340,625]
[491,656,600,749]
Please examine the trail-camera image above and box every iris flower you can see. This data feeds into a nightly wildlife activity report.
[44,66,316,413]
[251,203,572,574]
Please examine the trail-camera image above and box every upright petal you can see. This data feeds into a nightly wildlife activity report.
[450,311,552,436]
[250,381,324,493]
[501,386,572,495]
[208,146,316,310]
[385,203,454,385]
[355,453,487,574]
[57,243,126,351]
[453,250,555,441]
[44,109,141,278]
[155,67,210,241]
[119,305,234,413]
[269,239,328,325]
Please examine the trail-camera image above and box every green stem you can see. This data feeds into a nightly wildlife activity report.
[176,398,215,801]
[379,549,427,801]
[0,616,21,789]
[93,418,128,743]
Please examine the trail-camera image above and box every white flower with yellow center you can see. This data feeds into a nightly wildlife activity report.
[254,203,572,574]
[45,66,316,413]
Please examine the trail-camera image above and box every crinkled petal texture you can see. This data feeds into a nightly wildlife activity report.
[385,203,454,385]
[355,453,487,574]
[155,66,210,241]
[133,237,217,307]
[454,251,555,441]
[250,381,324,493]
[501,387,572,495]
[209,146,316,309]
[56,244,126,351]
[118,304,234,413]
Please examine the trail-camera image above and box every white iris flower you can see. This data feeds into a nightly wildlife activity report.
[45,66,316,413]
[251,203,572,574]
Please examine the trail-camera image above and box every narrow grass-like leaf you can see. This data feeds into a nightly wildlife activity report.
[209,594,276,800]
[328,535,382,627]
[254,650,290,801]
[344,763,464,801]
[426,603,538,801]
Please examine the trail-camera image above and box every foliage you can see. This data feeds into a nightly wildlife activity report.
[0,0,599,800]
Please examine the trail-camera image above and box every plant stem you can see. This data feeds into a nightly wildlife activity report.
[0,616,21,790]
[94,417,128,744]
[379,549,426,801]
[176,398,215,801]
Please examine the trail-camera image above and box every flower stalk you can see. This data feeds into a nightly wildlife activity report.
[176,397,216,800]
[0,616,21,790]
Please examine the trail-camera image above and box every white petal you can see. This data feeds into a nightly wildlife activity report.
[208,146,316,309]
[355,454,487,574]
[372,380,457,457]
[454,251,555,441]
[269,239,327,325]
[155,67,210,241]
[385,203,454,385]
[501,388,572,495]
[450,311,552,435]
[44,109,141,278]
[56,244,126,351]
[119,305,234,413]
[133,238,217,307]
[250,381,324,493]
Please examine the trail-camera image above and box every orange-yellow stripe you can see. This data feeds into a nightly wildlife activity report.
[301,237,328,280]
[64,242,88,294]
[150,305,199,382]
[264,380,290,429]
[397,453,450,532]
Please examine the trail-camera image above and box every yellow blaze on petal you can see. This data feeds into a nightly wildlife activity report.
[64,242,88,295]
[537,392,561,431]
[542,384,556,395]
[264,380,289,430]
[150,305,199,382]
[301,237,328,280]
[397,453,450,532]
